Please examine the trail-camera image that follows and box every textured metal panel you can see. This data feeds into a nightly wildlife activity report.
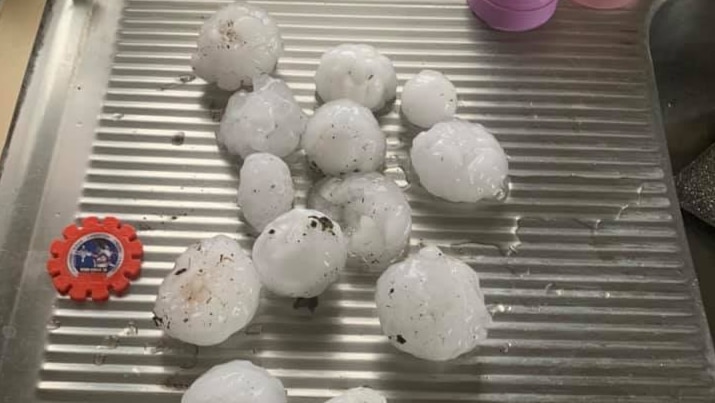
[1,0,714,402]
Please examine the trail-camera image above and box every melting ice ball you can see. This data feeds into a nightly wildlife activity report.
[375,246,491,361]
[410,120,508,203]
[191,3,283,90]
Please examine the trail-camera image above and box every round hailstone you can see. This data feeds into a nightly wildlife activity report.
[218,75,307,158]
[410,119,508,203]
[325,387,388,403]
[252,209,348,298]
[182,360,286,403]
[191,3,283,91]
[375,246,491,361]
[302,99,386,176]
[237,153,295,232]
[308,173,411,269]
[315,44,397,111]
[153,235,261,346]
[401,70,457,128]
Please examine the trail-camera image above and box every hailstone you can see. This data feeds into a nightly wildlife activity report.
[218,75,306,158]
[238,153,294,231]
[325,387,387,403]
[410,120,508,203]
[253,209,348,298]
[401,70,457,128]
[375,246,491,361]
[302,99,386,176]
[182,360,286,403]
[191,3,283,91]
[315,44,397,111]
[153,235,261,346]
[309,173,411,269]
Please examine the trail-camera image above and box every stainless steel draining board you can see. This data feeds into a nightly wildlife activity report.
[1,0,714,402]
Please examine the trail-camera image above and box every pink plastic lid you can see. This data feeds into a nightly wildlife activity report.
[571,0,638,9]
[490,0,555,11]
[468,0,559,32]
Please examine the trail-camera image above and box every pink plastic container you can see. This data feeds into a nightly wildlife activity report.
[571,0,638,9]
[467,0,559,32]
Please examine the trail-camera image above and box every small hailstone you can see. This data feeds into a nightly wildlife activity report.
[182,360,286,403]
[218,75,306,158]
[302,99,386,176]
[153,235,261,346]
[238,153,294,231]
[253,209,348,298]
[325,387,387,403]
[401,70,457,128]
[191,3,283,91]
[315,44,397,111]
[309,173,411,269]
[410,119,508,203]
[375,246,491,361]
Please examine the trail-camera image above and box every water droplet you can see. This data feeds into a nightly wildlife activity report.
[144,339,165,355]
[178,74,196,83]
[244,323,263,335]
[503,242,521,257]
[500,342,512,354]
[111,113,124,120]
[614,204,629,220]
[121,321,138,337]
[544,283,564,296]
[451,213,521,258]
[46,318,62,330]
[100,335,119,350]
[489,304,511,315]
[93,353,106,366]
[576,218,602,230]
[384,166,409,189]
[179,344,199,369]
[2,325,16,339]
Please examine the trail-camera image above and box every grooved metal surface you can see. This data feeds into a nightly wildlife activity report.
[1,0,714,402]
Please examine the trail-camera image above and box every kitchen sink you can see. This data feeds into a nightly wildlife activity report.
[650,0,715,341]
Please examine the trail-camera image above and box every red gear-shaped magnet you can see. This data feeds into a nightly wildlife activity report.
[47,216,143,301]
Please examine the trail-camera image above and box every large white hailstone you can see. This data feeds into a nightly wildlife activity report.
[315,44,397,111]
[153,235,261,346]
[308,173,411,269]
[191,3,283,91]
[302,99,386,176]
[401,70,457,128]
[253,209,348,298]
[410,120,508,203]
[375,246,491,361]
[182,360,286,403]
[237,153,294,231]
[218,75,306,158]
[325,387,387,403]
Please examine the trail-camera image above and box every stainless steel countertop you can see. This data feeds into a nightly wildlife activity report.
[0,0,713,401]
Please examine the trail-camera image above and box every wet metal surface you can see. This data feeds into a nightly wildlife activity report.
[0,0,714,402]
